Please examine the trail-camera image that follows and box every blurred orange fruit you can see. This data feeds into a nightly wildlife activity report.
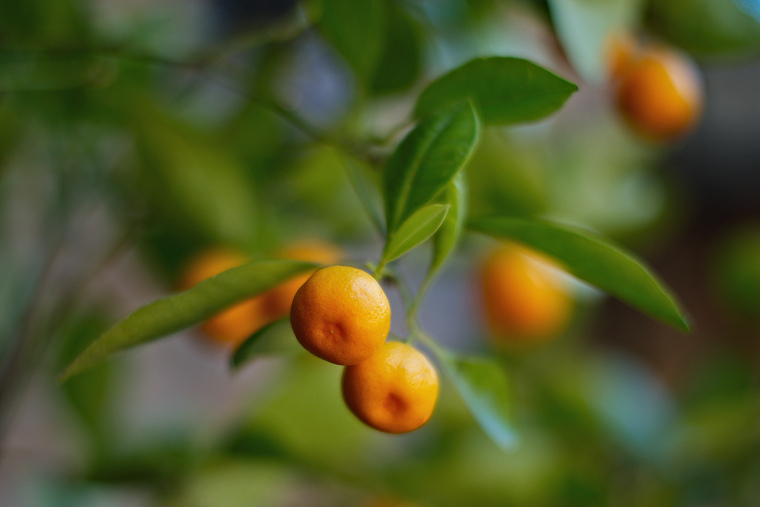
[342,341,439,434]
[290,265,390,365]
[615,44,703,141]
[264,239,343,319]
[179,248,268,348]
[606,33,639,83]
[479,243,571,346]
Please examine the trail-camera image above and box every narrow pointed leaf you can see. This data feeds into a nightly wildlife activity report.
[232,318,302,370]
[382,204,449,264]
[384,101,479,235]
[429,173,468,277]
[60,260,318,381]
[415,57,578,125]
[469,216,690,332]
[439,352,517,449]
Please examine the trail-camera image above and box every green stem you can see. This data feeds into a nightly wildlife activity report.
[410,320,446,358]
[372,262,386,282]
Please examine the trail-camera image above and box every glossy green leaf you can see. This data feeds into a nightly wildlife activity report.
[382,204,449,264]
[60,260,318,381]
[415,57,578,125]
[384,101,479,235]
[232,318,302,370]
[429,173,468,277]
[319,0,386,83]
[439,352,516,449]
[469,217,690,332]
[548,0,644,83]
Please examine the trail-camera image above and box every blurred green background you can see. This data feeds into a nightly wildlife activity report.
[1,0,760,505]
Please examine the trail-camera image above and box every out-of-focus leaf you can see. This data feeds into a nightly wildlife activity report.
[650,0,760,56]
[466,131,547,218]
[438,351,517,449]
[343,155,385,235]
[382,204,449,264]
[60,261,318,381]
[0,51,99,91]
[135,108,260,249]
[171,460,296,507]
[429,173,468,277]
[712,225,760,319]
[370,3,422,95]
[415,58,578,125]
[384,101,479,236]
[469,216,690,332]
[318,0,386,83]
[232,318,302,369]
[548,0,644,83]
[56,311,115,452]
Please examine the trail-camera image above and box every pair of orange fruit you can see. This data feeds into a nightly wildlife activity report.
[181,244,439,434]
[291,265,439,434]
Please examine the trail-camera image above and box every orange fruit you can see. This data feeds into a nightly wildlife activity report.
[180,248,268,348]
[290,265,390,365]
[606,33,639,83]
[342,341,439,434]
[263,240,343,319]
[616,45,703,141]
[479,243,571,345]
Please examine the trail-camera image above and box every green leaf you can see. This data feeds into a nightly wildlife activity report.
[370,3,422,95]
[232,318,302,370]
[135,107,259,249]
[414,57,578,125]
[650,0,760,56]
[548,0,644,83]
[342,155,385,235]
[319,0,386,83]
[429,172,468,278]
[468,217,690,332]
[0,50,99,90]
[60,260,318,381]
[439,352,517,449]
[382,204,450,264]
[384,101,480,235]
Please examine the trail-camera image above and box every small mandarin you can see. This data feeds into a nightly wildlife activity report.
[616,45,703,141]
[180,248,268,348]
[264,240,343,319]
[342,341,439,434]
[290,265,390,365]
[480,243,571,345]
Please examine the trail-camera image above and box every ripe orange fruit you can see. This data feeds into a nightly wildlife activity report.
[342,341,439,434]
[263,240,343,319]
[179,248,268,348]
[290,265,390,365]
[479,243,571,345]
[615,45,703,141]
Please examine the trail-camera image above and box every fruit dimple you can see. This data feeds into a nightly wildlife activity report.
[384,393,406,415]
